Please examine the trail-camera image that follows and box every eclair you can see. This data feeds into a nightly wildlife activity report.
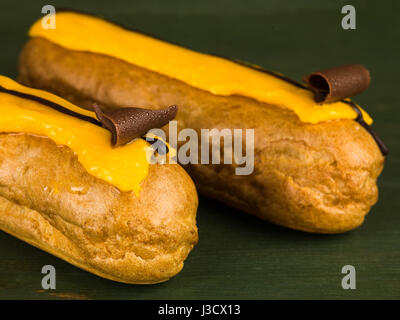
[18,11,386,233]
[0,76,198,284]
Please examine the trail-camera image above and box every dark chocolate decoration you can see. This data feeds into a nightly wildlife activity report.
[0,86,101,126]
[230,59,307,89]
[343,101,388,156]
[93,103,177,148]
[302,64,371,103]
[0,85,171,153]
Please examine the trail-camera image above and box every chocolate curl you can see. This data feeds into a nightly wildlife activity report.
[303,64,371,103]
[93,103,177,147]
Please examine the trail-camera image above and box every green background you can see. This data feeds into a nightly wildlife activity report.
[0,0,399,299]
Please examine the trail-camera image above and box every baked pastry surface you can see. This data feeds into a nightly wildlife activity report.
[0,132,198,284]
[18,37,384,233]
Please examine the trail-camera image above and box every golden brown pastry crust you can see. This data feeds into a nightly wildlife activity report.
[0,132,198,284]
[18,38,384,233]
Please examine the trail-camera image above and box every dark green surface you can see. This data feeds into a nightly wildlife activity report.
[0,0,399,299]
